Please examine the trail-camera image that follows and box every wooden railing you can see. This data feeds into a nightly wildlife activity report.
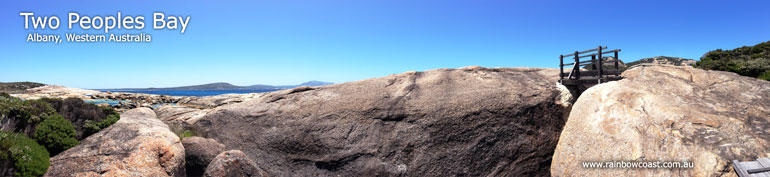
[559,46,623,85]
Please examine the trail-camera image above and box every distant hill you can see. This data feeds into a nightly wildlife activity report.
[698,41,770,81]
[582,56,695,71]
[626,56,697,69]
[0,82,45,94]
[248,80,335,89]
[147,82,243,90]
[103,81,334,91]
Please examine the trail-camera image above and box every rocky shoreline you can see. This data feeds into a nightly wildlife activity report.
[5,65,770,176]
[12,86,265,112]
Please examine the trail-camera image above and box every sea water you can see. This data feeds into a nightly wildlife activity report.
[98,89,281,97]
[83,99,122,106]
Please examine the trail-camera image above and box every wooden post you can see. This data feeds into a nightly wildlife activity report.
[559,55,564,81]
[614,51,619,76]
[574,51,580,79]
[591,55,596,70]
[598,46,603,79]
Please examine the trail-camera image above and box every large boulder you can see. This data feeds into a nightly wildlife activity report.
[183,137,226,176]
[45,108,186,177]
[551,65,770,176]
[192,66,571,176]
[204,150,267,177]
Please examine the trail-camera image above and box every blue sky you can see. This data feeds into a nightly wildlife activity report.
[1,0,769,88]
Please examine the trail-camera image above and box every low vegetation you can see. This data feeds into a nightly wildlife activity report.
[698,41,770,81]
[0,97,57,132]
[626,56,696,68]
[40,97,121,139]
[0,94,121,176]
[34,114,79,156]
[0,131,49,177]
[173,129,196,140]
[83,113,119,137]
[0,82,44,94]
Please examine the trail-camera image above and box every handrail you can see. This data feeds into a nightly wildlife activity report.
[576,49,621,59]
[561,46,607,57]
[561,53,619,66]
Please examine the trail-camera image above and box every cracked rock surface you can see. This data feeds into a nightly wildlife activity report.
[551,65,770,176]
[45,108,185,177]
[191,66,571,176]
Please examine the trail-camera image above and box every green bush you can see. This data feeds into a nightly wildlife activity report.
[34,114,78,156]
[699,41,770,80]
[83,113,119,136]
[759,71,770,81]
[0,97,56,132]
[23,100,56,124]
[40,98,121,139]
[0,131,49,177]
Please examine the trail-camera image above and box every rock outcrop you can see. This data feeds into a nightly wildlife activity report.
[191,66,571,176]
[204,150,267,177]
[155,105,212,133]
[91,92,184,110]
[13,85,100,100]
[551,65,770,176]
[183,137,227,176]
[177,93,262,109]
[45,108,186,177]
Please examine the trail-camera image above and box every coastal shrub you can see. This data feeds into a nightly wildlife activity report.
[760,71,770,81]
[0,82,44,94]
[0,131,50,177]
[698,41,770,80]
[33,114,79,156]
[0,96,56,130]
[83,113,119,136]
[41,98,120,139]
[0,92,10,98]
[23,100,56,124]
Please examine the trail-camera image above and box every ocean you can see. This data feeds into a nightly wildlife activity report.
[98,89,281,97]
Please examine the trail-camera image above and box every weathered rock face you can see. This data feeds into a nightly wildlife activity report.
[156,105,212,134]
[183,137,227,176]
[177,93,263,109]
[551,65,770,176]
[191,66,571,176]
[204,150,268,177]
[45,108,186,177]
